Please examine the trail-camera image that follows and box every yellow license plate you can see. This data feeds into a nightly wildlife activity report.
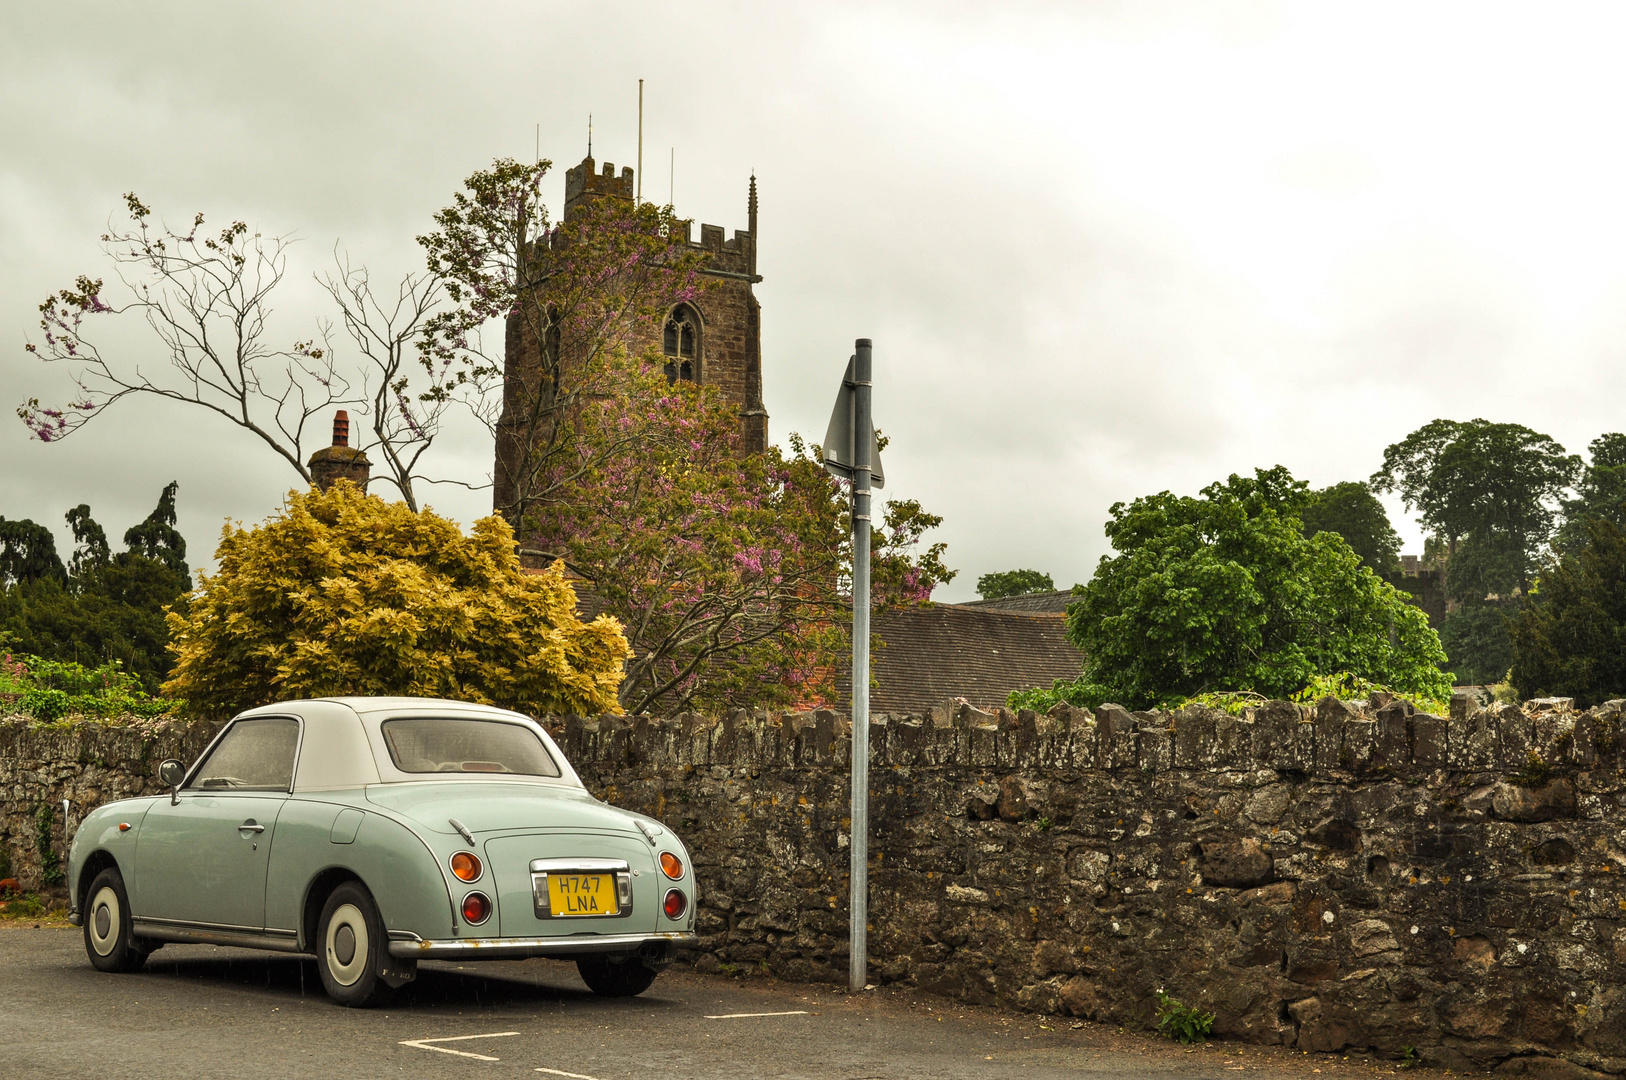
[547,873,619,916]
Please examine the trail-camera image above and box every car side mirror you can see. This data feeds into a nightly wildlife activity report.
[159,759,186,804]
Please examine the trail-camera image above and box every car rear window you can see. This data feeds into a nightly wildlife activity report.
[380,718,561,777]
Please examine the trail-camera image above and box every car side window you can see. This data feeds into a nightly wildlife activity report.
[186,718,301,792]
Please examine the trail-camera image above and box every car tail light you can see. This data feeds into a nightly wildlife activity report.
[663,889,687,920]
[450,851,482,883]
[659,852,684,880]
[461,892,491,925]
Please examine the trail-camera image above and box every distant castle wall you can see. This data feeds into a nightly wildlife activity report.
[1385,564,1447,628]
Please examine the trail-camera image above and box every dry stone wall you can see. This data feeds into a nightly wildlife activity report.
[555,696,1626,1076]
[9,697,1626,1074]
[0,718,220,889]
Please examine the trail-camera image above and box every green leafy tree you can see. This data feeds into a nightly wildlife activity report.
[1,484,192,692]
[2,557,186,694]
[1509,514,1626,707]
[976,569,1055,600]
[1555,433,1626,555]
[0,518,64,586]
[1437,603,1517,687]
[162,482,631,717]
[1032,467,1449,709]
[64,504,109,577]
[1299,481,1401,574]
[1373,419,1581,686]
[120,480,189,588]
[1371,418,1580,597]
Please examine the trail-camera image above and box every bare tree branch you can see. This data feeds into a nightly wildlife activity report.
[20,196,353,481]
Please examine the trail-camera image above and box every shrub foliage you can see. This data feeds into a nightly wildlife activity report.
[0,651,175,723]
[163,484,630,717]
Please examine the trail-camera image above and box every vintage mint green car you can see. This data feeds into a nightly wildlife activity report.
[66,697,696,1006]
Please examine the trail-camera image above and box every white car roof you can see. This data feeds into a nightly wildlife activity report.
[229,696,580,792]
[312,696,532,718]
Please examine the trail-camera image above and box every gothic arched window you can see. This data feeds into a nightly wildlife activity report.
[663,305,699,385]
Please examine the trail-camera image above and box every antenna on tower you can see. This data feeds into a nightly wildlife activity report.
[637,79,644,204]
[588,113,593,157]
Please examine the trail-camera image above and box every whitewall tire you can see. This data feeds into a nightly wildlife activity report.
[82,867,148,973]
[316,881,390,1007]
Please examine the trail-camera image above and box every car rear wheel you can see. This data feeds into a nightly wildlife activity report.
[577,954,657,997]
[316,881,391,1007]
[83,867,149,973]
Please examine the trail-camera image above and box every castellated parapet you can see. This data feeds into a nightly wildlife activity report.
[558,159,756,277]
[563,158,634,213]
[9,693,1626,1072]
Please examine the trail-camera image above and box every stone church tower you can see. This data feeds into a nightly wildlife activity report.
[497,156,767,513]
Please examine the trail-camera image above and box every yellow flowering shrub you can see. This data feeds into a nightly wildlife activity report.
[163,483,629,717]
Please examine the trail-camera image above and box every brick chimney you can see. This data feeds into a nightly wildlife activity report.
[307,410,371,492]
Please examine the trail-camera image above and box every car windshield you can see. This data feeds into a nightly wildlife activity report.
[380,717,561,777]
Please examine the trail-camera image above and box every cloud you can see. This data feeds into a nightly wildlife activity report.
[3,1,1625,603]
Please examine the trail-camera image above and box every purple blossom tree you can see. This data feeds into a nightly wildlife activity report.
[415,158,711,526]
[521,365,955,714]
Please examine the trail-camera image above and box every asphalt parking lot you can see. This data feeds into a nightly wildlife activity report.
[1,925,1422,1080]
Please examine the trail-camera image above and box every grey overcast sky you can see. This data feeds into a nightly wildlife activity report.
[5,1,1626,600]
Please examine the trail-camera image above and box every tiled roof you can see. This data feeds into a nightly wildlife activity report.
[839,604,1085,713]
[954,590,1077,614]
[540,573,1083,714]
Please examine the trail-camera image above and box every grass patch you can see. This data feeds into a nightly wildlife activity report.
[1154,989,1214,1045]
[0,890,68,922]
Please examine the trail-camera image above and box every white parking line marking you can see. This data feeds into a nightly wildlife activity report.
[703,1010,811,1019]
[399,1031,521,1061]
[535,1069,601,1079]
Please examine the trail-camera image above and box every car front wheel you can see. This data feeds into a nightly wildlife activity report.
[83,867,149,973]
[577,954,657,997]
[316,881,391,1007]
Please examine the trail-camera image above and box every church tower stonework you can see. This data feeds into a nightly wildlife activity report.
[500,155,768,499]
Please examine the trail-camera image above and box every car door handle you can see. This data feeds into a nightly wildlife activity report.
[238,821,266,833]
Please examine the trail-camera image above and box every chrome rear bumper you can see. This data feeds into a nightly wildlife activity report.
[388,930,697,960]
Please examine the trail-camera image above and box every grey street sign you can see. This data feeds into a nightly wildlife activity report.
[821,357,884,489]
